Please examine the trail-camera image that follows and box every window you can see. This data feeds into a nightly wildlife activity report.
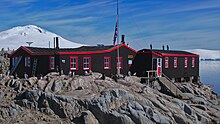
[128,60,132,66]
[25,57,30,67]
[184,57,188,68]
[174,57,178,68]
[12,57,18,66]
[49,56,55,70]
[192,57,195,68]
[104,57,111,70]
[165,57,169,68]
[116,57,123,69]
[83,57,91,70]
[70,56,78,70]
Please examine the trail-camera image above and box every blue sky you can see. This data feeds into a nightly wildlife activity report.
[0,0,220,50]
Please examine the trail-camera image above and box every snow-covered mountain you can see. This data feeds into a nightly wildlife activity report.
[0,25,84,50]
[187,49,220,59]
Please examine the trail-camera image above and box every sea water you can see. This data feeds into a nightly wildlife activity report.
[200,61,220,95]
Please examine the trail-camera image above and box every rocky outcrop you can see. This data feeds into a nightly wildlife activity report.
[0,72,219,124]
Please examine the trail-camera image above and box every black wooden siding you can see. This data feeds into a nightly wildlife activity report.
[162,56,199,78]
[130,50,199,79]
[59,46,136,76]
[10,45,136,77]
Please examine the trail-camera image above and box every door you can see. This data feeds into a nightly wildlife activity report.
[157,58,162,77]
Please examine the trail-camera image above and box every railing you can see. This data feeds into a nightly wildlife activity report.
[161,73,181,97]
[139,70,157,83]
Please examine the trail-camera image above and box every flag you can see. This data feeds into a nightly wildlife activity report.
[113,19,118,46]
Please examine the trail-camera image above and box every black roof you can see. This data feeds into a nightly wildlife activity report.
[59,45,114,52]
[25,47,60,54]
[25,45,115,54]
[139,49,197,55]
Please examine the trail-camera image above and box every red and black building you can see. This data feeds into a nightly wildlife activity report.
[130,49,199,82]
[10,43,136,78]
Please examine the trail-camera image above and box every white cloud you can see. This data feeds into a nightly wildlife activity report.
[1,0,36,5]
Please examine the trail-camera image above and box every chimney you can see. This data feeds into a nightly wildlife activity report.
[121,35,125,44]
[162,45,165,50]
[56,37,59,49]
[54,37,56,48]
[167,45,169,50]
[150,44,152,49]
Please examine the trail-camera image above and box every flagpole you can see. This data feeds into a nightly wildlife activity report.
[116,0,120,76]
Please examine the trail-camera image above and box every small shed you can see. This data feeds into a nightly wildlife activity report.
[130,49,199,83]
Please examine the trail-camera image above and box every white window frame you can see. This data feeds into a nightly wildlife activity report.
[70,56,78,70]
[25,57,30,67]
[104,57,111,70]
[184,57,188,68]
[49,56,55,70]
[165,57,169,68]
[192,57,195,68]
[83,57,91,70]
[174,57,177,68]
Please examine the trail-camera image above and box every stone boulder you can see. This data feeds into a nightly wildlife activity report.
[51,80,63,93]
[82,111,99,124]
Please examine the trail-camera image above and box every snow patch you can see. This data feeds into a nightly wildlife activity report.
[0,25,84,50]
[187,49,220,59]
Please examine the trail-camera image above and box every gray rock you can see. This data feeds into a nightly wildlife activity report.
[191,96,207,105]
[196,113,211,124]
[51,80,63,93]
[194,105,206,111]
[151,113,159,123]
[173,113,188,124]
[131,101,144,111]
[9,79,17,87]
[111,110,136,124]
[0,109,8,119]
[124,76,141,83]
[159,115,172,124]
[44,78,55,92]
[182,93,194,99]
[151,113,171,124]
[16,99,34,109]
[37,79,47,90]
[153,81,161,91]
[180,85,194,94]
[44,93,68,118]
[128,105,152,124]
[9,107,17,117]
[24,90,41,102]
[14,81,22,92]
[0,91,4,99]
[82,111,99,124]
[28,77,38,86]
[184,104,192,115]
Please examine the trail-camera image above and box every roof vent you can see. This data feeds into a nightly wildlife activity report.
[54,37,59,49]
[167,45,169,50]
[56,37,59,49]
[121,35,125,44]
[150,44,152,49]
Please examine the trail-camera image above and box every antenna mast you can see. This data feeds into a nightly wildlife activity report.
[26,42,33,47]
[116,0,120,76]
